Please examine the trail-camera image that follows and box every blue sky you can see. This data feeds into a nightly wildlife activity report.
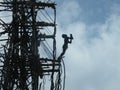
[77,0,120,24]
[56,0,120,90]
[57,0,120,24]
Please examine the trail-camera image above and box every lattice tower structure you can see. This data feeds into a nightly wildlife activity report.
[0,0,63,90]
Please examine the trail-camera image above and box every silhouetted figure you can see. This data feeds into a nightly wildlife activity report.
[58,34,73,61]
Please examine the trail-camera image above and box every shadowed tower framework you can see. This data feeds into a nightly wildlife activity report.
[0,0,73,90]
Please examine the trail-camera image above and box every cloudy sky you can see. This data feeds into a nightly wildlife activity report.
[56,0,120,90]
[0,0,120,90]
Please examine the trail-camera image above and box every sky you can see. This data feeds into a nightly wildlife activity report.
[56,0,120,90]
[0,0,120,90]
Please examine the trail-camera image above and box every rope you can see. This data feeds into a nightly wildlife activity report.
[40,10,52,23]
[54,58,66,90]
[38,15,52,35]
[41,42,52,58]
[62,59,66,90]
[45,40,52,52]
[45,9,54,22]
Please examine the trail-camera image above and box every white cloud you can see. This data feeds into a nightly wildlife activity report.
[57,1,120,90]
[57,0,82,27]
